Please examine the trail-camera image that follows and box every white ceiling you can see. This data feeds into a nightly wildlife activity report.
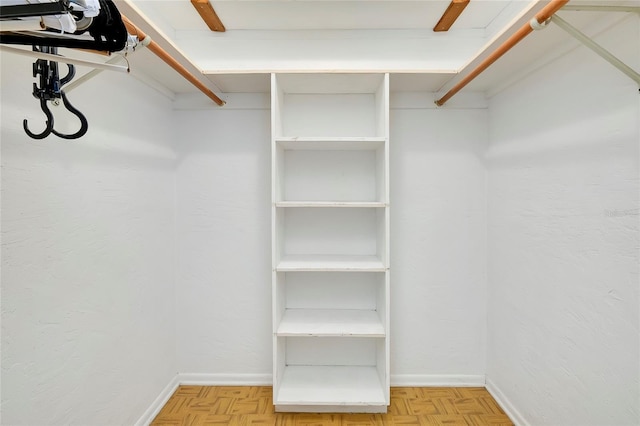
[116,0,638,97]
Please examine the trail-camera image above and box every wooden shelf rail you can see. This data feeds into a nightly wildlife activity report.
[191,0,226,32]
[433,0,470,32]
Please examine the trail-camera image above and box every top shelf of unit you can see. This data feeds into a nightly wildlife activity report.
[272,73,389,139]
[275,137,385,151]
[274,73,387,94]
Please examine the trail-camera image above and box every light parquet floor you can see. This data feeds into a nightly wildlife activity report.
[151,386,514,426]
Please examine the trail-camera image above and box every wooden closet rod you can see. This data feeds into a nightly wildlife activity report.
[121,15,225,106]
[435,0,569,106]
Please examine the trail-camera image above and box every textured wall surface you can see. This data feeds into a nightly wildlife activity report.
[174,96,489,381]
[390,105,488,380]
[486,15,640,425]
[1,53,177,424]
[174,104,273,376]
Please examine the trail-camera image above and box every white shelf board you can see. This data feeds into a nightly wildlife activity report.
[276,136,386,142]
[277,309,385,337]
[276,74,385,94]
[275,201,387,208]
[276,137,385,151]
[276,254,386,272]
[275,365,386,407]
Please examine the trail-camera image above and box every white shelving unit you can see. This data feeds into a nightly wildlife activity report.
[271,73,390,413]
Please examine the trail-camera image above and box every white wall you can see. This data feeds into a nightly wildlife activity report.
[486,15,639,426]
[390,98,488,382]
[174,94,488,383]
[174,99,272,378]
[1,53,177,424]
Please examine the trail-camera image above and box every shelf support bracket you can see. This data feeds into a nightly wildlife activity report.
[550,14,640,87]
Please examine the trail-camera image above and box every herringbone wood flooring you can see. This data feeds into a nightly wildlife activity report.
[151,386,514,425]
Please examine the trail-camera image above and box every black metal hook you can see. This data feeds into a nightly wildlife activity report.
[59,63,76,87]
[23,56,89,140]
[51,90,88,140]
[50,63,87,140]
[23,97,55,139]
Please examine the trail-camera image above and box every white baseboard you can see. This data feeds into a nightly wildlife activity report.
[135,374,180,426]
[179,373,273,386]
[486,377,528,426]
[391,374,486,387]
[179,373,485,387]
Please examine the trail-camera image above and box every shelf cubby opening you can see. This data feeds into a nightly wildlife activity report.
[274,140,386,203]
[274,272,387,337]
[274,208,387,270]
[273,74,387,139]
[273,336,388,410]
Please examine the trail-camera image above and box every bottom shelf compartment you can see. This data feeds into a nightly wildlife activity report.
[274,365,387,413]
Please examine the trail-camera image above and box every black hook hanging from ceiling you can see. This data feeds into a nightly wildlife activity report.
[52,91,88,140]
[23,48,56,139]
[21,46,89,140]
[23,97,55,139]
[1,0,130,140]
[51,63,88,139]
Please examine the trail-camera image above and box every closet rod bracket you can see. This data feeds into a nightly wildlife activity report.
[530,17,550,31]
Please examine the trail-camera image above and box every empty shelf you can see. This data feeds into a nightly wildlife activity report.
[275,201,387,208]
[276,254,386,272]
[276,137,385,151]
[277,309,385,337]
[275,365,386,410]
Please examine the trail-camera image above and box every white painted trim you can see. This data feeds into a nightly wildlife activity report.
[160,372,485,388]
[485,378,529,426]
[179,373,273,386]
[390,374,486,387]
[135,374,180,426]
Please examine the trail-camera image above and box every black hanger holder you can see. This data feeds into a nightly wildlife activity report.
[23,46,88,140]
[1,0,129,140]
